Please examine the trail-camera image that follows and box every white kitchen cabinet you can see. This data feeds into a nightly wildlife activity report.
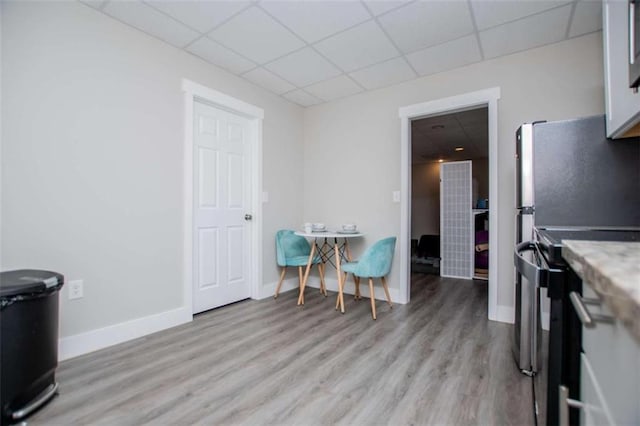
[580,354,615,426]
[575,284,640,426]
[603,0,640,138]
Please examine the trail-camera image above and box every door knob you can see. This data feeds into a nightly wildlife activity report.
[244,214,253,221]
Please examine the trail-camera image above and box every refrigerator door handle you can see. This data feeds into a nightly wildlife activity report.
[514,241,543,288]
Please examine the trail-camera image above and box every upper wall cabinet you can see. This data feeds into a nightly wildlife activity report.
[603,0,640,138]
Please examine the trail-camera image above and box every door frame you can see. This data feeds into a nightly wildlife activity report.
[182,79,264,316]
[398,87,500,322]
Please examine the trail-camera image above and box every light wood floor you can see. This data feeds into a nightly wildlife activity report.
[29,274,534,425]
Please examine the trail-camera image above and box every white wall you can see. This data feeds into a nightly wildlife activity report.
[1,1,304,339]
[411,162,440,239]
[303,32,604,310]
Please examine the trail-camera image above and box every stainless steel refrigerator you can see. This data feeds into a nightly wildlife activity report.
[513,115,640,376]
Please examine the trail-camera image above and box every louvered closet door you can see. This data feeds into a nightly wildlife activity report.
[440,161,473,279]
[193,101,252,314]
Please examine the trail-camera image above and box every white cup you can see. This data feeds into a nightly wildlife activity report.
[303,223,312,233]
[342,224,357,232]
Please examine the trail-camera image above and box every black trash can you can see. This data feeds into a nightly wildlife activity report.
[0,269,64,424]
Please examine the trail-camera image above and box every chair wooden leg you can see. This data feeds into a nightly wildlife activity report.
[298,243,316,306]
[343,241,360,299]
[336,271,347,310]
[318,263,327,296]
[334,242,345,313]
[351,274,359,299]
[274,267,286,298]
[368,278,377,320]
[297,266,304,304]
[298,266,303,288]
[381,276,393,308]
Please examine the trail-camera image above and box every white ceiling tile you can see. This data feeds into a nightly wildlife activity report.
[209,7,305,64]
[90,0,601,106]
[186,37,256,74]
[378,0,475,53]
[314,21,399,72]
[304,75,363,101]
[147,0,251,33]
[282,89,323,107]
[471,0,571,31]
[349,57,415,90]
[259,1,370,43]
[568,0,602,38]
[362,0,412,16]
[242,67,296,94]
[103,1,200,47]
[407,34,481,76]
[265,47,342,87]
[479,4,572,59]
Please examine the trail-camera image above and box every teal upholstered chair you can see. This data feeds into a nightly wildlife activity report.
[340,237,396,319]
[274,230,325,298]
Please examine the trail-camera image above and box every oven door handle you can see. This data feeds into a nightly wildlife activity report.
[514,241,543,287]
[514,241,564,288]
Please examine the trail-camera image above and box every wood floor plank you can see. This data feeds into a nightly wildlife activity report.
[28,274,534,425]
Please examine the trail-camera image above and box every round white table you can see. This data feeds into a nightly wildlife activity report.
[294,230,364,313]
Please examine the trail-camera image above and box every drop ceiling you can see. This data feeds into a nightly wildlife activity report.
[412,107,488,164]
[81,0,602,107]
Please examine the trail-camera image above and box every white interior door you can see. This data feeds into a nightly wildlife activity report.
[440,160,473,279]
[193,100,252,314]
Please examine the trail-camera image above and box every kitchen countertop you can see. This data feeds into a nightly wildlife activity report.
[562,240,640,343]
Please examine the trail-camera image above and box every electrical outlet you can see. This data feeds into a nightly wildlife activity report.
[68,280,84,300]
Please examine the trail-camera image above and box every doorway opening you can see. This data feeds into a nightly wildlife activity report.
[398,87,500,321]
[410,107,489,281]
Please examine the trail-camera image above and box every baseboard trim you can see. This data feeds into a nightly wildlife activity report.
[59,306,192,361]
[255,276,299,300]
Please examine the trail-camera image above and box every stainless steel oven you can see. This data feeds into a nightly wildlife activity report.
[514,237,569,426]
[516,227,640,426]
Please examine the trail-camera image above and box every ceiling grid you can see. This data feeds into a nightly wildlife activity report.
[81,0,602,107]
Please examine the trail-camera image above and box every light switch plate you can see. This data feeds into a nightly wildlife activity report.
[69,280,84,300]
[393,191,400,203]
[262,191,269,203]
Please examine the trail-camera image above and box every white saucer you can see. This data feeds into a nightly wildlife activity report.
[337,230,359,234]
[311,229,327,233]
